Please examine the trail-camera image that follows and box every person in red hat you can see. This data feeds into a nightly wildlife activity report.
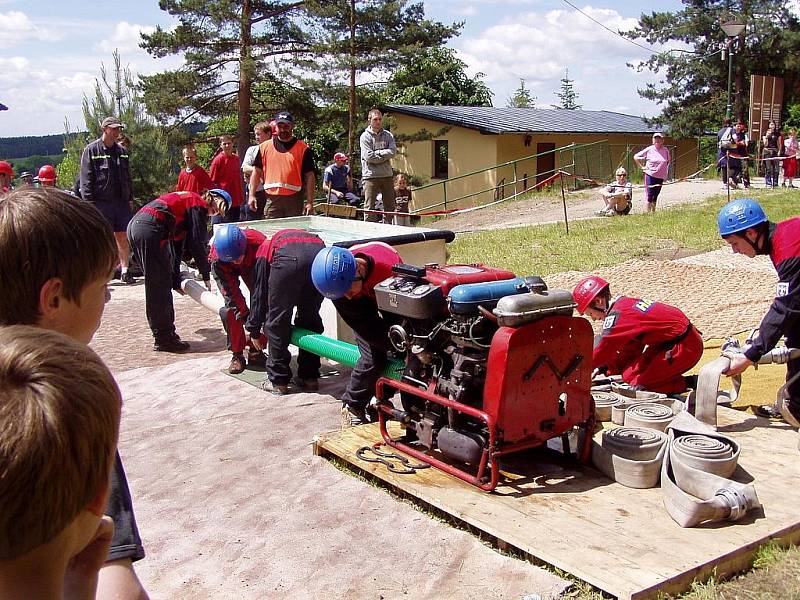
[0,161,13,195]
[572,275,703,394]
[38,164,57,188]
[322,152,360,206]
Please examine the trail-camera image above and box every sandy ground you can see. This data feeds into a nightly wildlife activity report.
[88,178,783,599]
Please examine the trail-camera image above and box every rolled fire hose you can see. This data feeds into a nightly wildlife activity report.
[591,427,668,489]
[661,411,759,528]
[180,276,405,380]
[612,397,672,426]
[591,391,625,422]
[692,356,740,427]
[624,402,676,432]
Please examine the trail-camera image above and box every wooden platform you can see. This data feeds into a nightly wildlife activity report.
[313,408,800,599]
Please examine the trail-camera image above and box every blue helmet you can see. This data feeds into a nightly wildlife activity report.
[208,188,232,208]
[717,198,768,237]
[311,246,357,299]
[213,224,246,262]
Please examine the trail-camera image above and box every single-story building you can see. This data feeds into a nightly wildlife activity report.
[383,104,698,212]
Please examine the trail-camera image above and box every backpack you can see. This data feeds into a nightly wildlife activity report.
[718,127,737,150]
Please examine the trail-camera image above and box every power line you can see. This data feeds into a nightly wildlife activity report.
[559,0,720,60]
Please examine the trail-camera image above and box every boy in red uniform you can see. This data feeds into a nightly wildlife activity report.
[176,145,214,195]
[245,229,326,394]
[209,224,268,373]
[312,242,402,425]
[209,135,244,223]
[718,198,800,426]
[127,189,228,352]
[573,275,703,394]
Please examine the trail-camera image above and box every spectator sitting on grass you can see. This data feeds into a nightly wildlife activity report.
[597,167,632,217]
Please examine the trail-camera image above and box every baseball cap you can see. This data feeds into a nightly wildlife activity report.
[334,152,348,162]
[101,116,125,129]
[652,131,664,138]
[274,111,294,124]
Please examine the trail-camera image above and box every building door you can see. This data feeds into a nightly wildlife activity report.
[536,143,556,184]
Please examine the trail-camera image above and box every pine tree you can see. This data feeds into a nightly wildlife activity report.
[628,0,800,136]
[140,1,309,157]
[507,79,536,108]
[554,68,581,110]
[301,0,460,153]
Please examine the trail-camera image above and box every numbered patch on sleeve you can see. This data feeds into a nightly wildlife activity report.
[776,282,790,297]
[602,314,617,330]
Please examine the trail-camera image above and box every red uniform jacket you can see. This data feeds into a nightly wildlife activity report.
[593,296,693,374]
[745,218,800,361]
[210,228,267,320]
[135,190,211,280]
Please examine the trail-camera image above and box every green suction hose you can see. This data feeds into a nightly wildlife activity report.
[290,327,405,380]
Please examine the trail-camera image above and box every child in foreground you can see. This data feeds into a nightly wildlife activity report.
[0,325,122,599]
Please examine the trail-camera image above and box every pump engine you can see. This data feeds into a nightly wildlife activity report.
[373,263,595,491]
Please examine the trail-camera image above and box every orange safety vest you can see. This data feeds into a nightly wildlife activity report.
[259,139,308,196]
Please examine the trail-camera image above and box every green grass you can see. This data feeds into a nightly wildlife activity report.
[447,193,800,276]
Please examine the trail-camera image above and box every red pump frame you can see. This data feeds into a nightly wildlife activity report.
[375,378,595,492]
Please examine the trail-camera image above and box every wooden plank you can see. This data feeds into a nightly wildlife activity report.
[314,408,800,599]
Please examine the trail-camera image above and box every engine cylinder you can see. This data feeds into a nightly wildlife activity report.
[437,427,485,464]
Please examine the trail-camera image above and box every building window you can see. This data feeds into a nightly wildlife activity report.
[434,140,449,179]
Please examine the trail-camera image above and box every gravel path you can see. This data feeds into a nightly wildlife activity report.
[431,178,740,233]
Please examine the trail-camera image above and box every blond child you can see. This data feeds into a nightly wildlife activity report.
[0,325,122,600]
[393,173,412,226]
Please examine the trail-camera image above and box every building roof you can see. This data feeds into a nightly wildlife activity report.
[384,104,664,136]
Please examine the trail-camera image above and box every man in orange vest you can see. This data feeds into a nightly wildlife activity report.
[247,111,316,219]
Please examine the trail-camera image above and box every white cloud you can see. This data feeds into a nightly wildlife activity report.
[96,21,156,54]
[0,10,60,48]
[453,5,477,17]
[454,5,666,114]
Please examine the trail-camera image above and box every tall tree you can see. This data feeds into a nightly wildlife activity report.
[61,51,175,203]
[383,47,493,106]
[140,1,309,157]
[554,68,581,110]
[301,0,460,153]
[628,1,800,136]
[507,79,536,108]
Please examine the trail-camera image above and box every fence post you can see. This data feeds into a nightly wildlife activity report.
[560,171,569,235]
[443,183,447,212]
[513,162,519,197]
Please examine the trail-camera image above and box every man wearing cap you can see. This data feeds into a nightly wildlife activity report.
[0,161,13,195]
[248,111,316,219]
[241,122,272,220]
[80,116,136,284]
[323,152,360,206]
[360,108,396,223]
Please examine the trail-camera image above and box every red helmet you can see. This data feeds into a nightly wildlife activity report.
[269,120,278,136]
[38,164,56,183]
[334,152,348,162]
[0,161,13,177]
[573,275,610,314]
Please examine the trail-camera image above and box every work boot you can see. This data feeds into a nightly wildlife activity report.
[121,272,136,285]
[755,403,782,420]
[340,405,367,429]
[247,349,267,368]
[293,377,319,392]
[153,335,190,353]
[260,379,290,396]
[228,353,246,375]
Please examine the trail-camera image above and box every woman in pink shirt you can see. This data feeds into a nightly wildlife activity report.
[634,132,671,212]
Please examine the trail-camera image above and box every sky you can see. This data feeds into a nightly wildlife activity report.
[0,0,693,138]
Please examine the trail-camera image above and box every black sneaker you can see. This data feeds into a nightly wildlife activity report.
[121,272,136,285]
[755,404,783,419]
[153,336,190,353]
